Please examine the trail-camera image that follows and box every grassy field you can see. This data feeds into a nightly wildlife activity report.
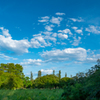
[0,89,64,100]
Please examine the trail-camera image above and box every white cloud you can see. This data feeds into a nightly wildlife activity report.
[75,29,82,34]
[0,27,11,37]
[85,25,100,34]
[31,33,56,48]
[50,17,63,26]
[20,59,43,66]
[45,25,54,31]
[0,53,17,60]
[44,35,57,43]
[72,36,81,46]
[0,27,31,55]
[72,27,78,30]
[52,33,57,37]
[31,35,51,48]
[72,27,82,34]
[69,17,84,22]
[38,16,49,23]
[58,33,68,39]
[41,47,87,62]
[55,12,65,15]
[41,69,53,75]
[58,29,72,35]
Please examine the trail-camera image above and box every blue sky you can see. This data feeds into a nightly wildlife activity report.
[0,0,100,79]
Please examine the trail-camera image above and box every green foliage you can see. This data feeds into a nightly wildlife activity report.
[35,75,59,89]
[23,76,32,88]
[59,77,72,88]
[61,59,100,100]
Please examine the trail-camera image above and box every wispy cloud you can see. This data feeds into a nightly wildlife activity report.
[72,26,83,34]
[69,17,84,22]
[20,59,43,66]
[72,36,81,46]
[85,25,100,34]
[38,16,49,23]
[41,69,53,75]
[58,28,72,35]
[55,12,65,16]
[0,53,17,60]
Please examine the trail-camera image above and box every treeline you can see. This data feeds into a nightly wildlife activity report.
[61,59,100,100]
[0,63,71,89]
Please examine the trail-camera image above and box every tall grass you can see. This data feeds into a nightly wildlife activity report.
[0,89,64,100]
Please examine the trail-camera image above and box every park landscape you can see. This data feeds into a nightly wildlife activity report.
[0,59,100,100]
[0,0,100,100]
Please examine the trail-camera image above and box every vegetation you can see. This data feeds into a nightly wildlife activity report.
[0,89,63,100]
[0,59,100,99]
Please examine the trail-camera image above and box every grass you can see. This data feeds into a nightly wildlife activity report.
[0,88,64,100]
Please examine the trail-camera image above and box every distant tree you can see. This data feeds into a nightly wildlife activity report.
[58,70,61,80]
[65,72,67,77]
[38,70,41,77]
[30,71,33,81]
[53,70,55,75]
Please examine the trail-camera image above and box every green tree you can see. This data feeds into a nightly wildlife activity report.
[30,71,33,81]
[38,70,41,77]
[65,72,67,77]
[53,70,55,75]
[58,70,61,80]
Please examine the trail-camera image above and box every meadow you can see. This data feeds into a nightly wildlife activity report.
[0,89,64,100]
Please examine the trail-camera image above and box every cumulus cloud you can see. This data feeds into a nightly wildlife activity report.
[55,12,65,15]
[31,34,51,48]
[41,47,87,62]
[85,25,100,34]
[58,29,72,35]
[50,17,63,26]
[38,16,50,23]
[31,33,56,48]
[0,27,31,55]
[0,53,17,60]
[41,69,53,75]
[72,36,81,46]
[52,33,57,37]
[69,17,84,22]
[58,33,68,39]
[20,59,43,66]
[0,27,11,37]
[45,25,54,31]
[72,27,82,34]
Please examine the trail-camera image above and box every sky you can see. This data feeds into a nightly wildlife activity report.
[0,0,100,79]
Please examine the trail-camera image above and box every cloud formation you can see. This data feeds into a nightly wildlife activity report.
[85,25,100,34]
[0,27,31,55]
[41,47,87,62]
[41,69,53,75]
[20,59,43,66]
[0,53,17,60]
[69,17,84,22]
[50,17,63,26]
[72,37,81,46]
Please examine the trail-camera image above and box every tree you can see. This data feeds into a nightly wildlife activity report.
[38,70,41,77]
[65,72,67,77]
[53,70,55,75]
[58,70,61,80]
[30,71,33,81]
